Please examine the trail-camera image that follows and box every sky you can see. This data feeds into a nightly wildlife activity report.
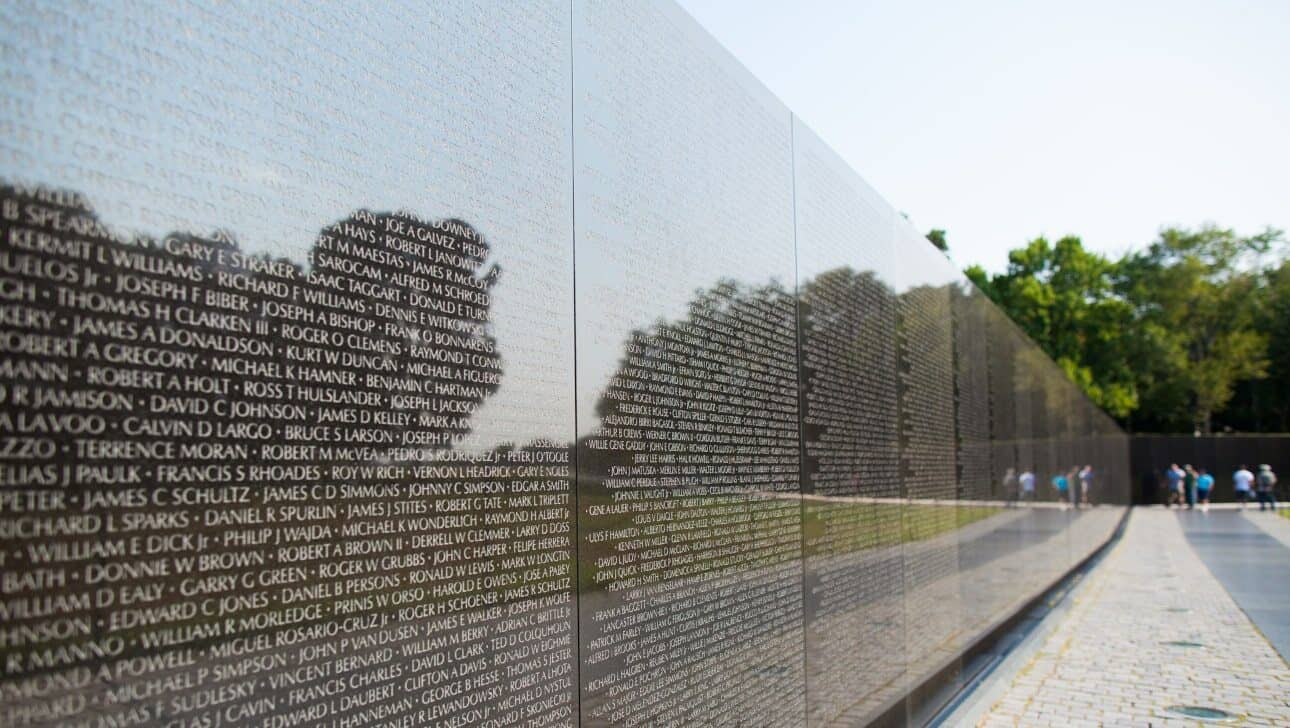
[676,0,1290,273]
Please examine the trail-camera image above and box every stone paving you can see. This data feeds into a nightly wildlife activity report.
[1245,507,1290,549]
[978,509,1290,727]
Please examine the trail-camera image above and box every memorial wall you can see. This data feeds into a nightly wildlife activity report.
[0,1,1128,726]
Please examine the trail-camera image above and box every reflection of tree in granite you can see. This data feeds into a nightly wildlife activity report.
[1,182,502,442]
[173,209,501,445]
[579,277,801,581]
[893,279,965,708]
[577,277,805,726]
[894,280,959,531]
[0,183,576,726]
[797,267,901,546]
[951,283,995,501]
[1,182,1124,726]
[796,265,905,727]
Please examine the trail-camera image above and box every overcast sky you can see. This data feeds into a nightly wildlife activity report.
[676,0,1290,273]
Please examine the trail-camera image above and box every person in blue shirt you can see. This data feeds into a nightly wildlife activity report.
[1019,469,1036,503]
[1164,464,1185,509]
[1196,468,1215,513]
[1053,472,1070,510]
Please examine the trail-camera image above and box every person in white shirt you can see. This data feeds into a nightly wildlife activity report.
[1019,469,1036,503]
[1079,465,1094,506]
[1233,465,1255,510]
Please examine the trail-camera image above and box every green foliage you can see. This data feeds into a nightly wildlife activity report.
[1118,226,1278,432]
[926,228,948,252]
[970,225,1287,433]
[1227,257,1290,431]
[968,235,1140,419]
[1258,260,1290,429]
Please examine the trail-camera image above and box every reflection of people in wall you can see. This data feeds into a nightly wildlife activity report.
[1019,468,1036,503]
[1078,465,1094,507]
[1052,471,1069,509]
[1003,467,1018,507]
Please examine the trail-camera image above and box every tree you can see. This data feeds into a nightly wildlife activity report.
[926,228,948,253]
[970,224,1284,433]
[965,236,1140,419]
[1119,225,1280,433]
[1252,259,1290,430]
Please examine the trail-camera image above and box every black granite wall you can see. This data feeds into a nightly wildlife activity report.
[1130,435,1289,504]
[0,2,1128,726]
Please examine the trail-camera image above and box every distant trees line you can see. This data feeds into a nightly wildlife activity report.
[948,226,1288,434]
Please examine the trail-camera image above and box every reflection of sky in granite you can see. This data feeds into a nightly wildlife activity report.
[0,0,1119,450]
[0,0,576,449]
[793,118,897,285]
[571,0,796,437]
[3,0,990,448]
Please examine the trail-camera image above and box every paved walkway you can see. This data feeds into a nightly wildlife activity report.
[1181,510,1290,660]
[977,509,1290,727]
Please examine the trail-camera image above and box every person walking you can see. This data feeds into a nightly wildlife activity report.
[1256,464,1278,511]
[1079,465,1094,507]
[1019,468,1036,504]
[1053,471,1070,510]
[1196,468,1214,513]
[1165,464,1185,508]
[1002,467,1018,507]
[1233,465,1255,509]
[1183,465,1199,510]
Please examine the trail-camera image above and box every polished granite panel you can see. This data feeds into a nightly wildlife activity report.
[985,305,1019,501]
[0,1,1131,726]
[572,2,803,725]
[0,2,578,726]
[893,225,963,716]
[793,120,905,727]
[953,282,993,503]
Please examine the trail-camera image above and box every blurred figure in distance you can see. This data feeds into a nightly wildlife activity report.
[1256,464,1278,511]
[1196,467,1214,513]
[1019,468,1036,504]
[1233,464,1255,510]
[1078,465,1094,507]
[1183,464,1198,510]
[1165,464,1185,509]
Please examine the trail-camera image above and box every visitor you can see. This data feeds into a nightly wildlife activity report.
[1183,464,1198,510]
[1019,468,1036,503]
[1003,467,1018,507]
[1196,468,1214,513]
[1079,465,1094,507]
[1165,464,1185,508]
[1233,464,1255,510]
[1256,464,1278,511]
[1053,470,1070,510]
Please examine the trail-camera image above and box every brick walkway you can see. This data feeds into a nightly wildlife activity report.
[978,509,1290,727]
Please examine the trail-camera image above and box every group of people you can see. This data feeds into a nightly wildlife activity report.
[1163,463,1278,511]
[1004,465,1096,508]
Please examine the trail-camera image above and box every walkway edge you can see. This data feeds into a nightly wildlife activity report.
[927,508,1132,727]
